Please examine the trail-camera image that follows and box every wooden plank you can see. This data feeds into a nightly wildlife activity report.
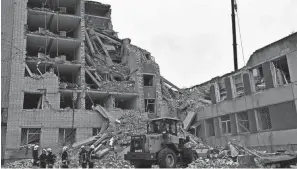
[37,96,42,109]
[25,64,33,77]
[183,111,196,131]
[85,29,96,55]
[94,72,103,82]
[85,69,101,88]
[95,32,122,45]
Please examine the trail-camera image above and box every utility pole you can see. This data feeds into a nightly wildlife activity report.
[231,0,238,71]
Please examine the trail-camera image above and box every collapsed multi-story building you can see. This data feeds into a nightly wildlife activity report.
[184,33,297,153]
[1,0,182,161]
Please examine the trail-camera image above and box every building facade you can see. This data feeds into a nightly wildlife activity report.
[190,33,297,152]
[1,0,162,160]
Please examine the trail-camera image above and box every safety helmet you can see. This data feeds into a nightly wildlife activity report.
[47,148,52,152]
[34,145,39,150]
[81,146,85,149]
[63,146,68,152]
[90,145,95,149]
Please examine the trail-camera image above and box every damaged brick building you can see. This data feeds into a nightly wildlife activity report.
[1,0,169,160]
[184,33,297,153]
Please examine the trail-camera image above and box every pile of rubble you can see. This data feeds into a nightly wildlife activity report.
[3,159,33,168]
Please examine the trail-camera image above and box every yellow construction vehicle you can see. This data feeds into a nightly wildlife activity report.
[124,117,197,168]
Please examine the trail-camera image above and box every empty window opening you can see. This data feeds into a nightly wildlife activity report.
[252,66,266,92]
[23,93,43,109]
[59,128,76,146]
[21,128,41,146]
[237,111,250,133]
[59,69,80,89]
[85,97,105,110]
[26,40,80,62]
[145,99,155,113]
[273,56,291,85]
[218,79,226,101]
[145,54,151,60]
[233,74,244,97]
[92,128,101,136]
[115,97,137,110]
[257,107,272,131]
[60,93,80,109]
[221,115,231,134]
[143,74,154,87]
[206,119,215,137]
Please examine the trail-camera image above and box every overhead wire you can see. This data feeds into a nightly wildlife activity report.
[234,0,246,66]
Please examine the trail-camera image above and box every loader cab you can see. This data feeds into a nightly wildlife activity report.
[147,117,179,136]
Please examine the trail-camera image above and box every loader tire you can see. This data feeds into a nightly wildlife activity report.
[158,148,177,168]
[134,163,152,168]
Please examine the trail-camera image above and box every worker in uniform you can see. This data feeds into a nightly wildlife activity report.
[46,148,56,168]
[32,145,39,167]
[88,145,96,168]
[79,146,88,168]
[61,146,69,168]
[39,149,47,168]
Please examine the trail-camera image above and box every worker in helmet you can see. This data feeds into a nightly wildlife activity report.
[32,145,39,166]
[61,146,69,168]
[46,148,56,168]
[39,149,47,168]
[88,145,96,168]
[79,146,88,168]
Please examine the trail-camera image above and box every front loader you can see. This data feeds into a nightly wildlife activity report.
[124,117,197,168]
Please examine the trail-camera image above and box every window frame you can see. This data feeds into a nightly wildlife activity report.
[221,115,231,135]
[21,128,41,146]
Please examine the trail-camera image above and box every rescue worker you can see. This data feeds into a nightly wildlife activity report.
[79,146,88,168]
[46,148,56,168]
[32,145,39,166]
[228,142,239,162]
[39,149,47,168]
[61,146,69,168]
[88,145,96,168]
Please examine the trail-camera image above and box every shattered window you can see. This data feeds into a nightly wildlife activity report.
[23,93,43,109]
[148,121,163,134]
[237,111,250,133]
[233,74,244,97]
[21,128,41,146]
[206,119,215,137]
[145,99,155,113]
[253,66,266,92]
[221,115,231,134]
[143,74,154,87]
[92,128,101,136]
[257,107,272,131]
[273,56,291,85]
[59,128,76,146]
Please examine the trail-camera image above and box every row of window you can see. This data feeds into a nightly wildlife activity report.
[20,128,101,146]
[205,107,272,137]
[217,56,290,102]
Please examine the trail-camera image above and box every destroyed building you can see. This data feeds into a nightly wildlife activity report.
[1,0,169,161]
[183,33,297,153]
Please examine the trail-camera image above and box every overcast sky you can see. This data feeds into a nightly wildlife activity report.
[97,0,297,88]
